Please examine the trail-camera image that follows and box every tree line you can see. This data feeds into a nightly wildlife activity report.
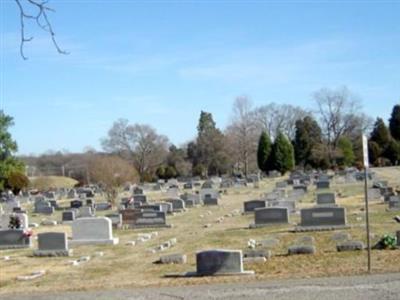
[1,86,399,192]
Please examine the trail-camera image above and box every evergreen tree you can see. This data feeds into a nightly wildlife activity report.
[272,132,295,174]
[337,136,355,166]
[368,141,382,166]
[389,104,400,140]
[0,111,24,191]
[293,116,322,168]
[257,131,272,173]
[384,139,400,165]
[369,118,391,148]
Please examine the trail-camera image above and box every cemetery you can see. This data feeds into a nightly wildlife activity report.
[0,166,399,296]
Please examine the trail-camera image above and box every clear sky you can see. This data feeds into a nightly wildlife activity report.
[1,0,399,155]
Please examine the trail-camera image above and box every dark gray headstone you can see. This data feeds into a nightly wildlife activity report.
[34,232,70,256]
[62,211,76,222]
[70,200,83,209]
[121,209,169,228]
[316,180,330,189]
[0,229,32,249]
[300,207,346,227]
[244,200,266,213]
[316,193,336,206]
[196,249,253,275]
[254,207,289,226]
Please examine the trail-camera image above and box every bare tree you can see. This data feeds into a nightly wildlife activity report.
[253,103,309,140]
[89,155,138,206]
[225,96,258,176]
[313,86,363,162]
[13,0,68,59]
[101,119,169,182]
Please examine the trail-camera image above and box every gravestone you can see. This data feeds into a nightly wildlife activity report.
[70,217,119,245]
[70,200,83,209]
[166,198,185,212]
[133,194,147,204]
[252,207,289,227]
[299,207,347,228]
[183,183,193,190]
[0,229,32,249]
[243,200,266,213]
[267,200,296,213]
[155,202,173,213]
[78,206,95,218]
[203,196,219,206]
[34,201,54,215]
[181,193,201,206]
[397,231,400,247]
[202,181,214,189]
[96,203,111,211]
[139,204,163,212]
[0,213,28,230]
[200,189,219,202]
[316,193,336,206]
[275,181,287,189]
[133,187,144,195]
[34,232,71,256]
[121,209,169,228]
[67,190,77,199]
[316,180,330,189]
[62,211,76,222]
[105,213,122,229]
[368,188,382,200]
[293,185,307,192]
[196,249,254,276]
[388,197,400,211]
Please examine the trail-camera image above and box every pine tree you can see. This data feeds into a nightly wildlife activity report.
[272,132,295,174]
[369,118,391,150]
[257,131,272,173]
[293,116,322,168]
[389,104,400,141]
[384,139,400,165]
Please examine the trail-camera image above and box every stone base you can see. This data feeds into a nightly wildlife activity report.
[292,225,350,232]
[249,223,290,229]
[164,270,255,278]
[0,243,32,250]
[70,237,119,245]
[123,224,172,229]
[33,249,73,257]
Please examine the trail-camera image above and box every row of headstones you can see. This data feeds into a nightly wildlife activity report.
[0,217,118,251]
[249,206,347,229]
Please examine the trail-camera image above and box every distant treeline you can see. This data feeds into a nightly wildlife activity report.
[15,87,399,184]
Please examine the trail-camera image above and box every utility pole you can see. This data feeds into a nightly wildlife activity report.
[362,134,371,273]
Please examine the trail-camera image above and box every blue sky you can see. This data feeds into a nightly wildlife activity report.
[1,0,399,155]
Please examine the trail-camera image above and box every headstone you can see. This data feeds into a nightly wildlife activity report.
[368,188,382,200]
[396,231,400,247]
[200,189,219,202]
[252,207,289,227]
[293,185,307,192]
[203,196,219,206]
[275,181,287,189]
[183,183,193,190]
[166,198,186,212]
[121,209,169,228]
[316,180,330,189]
[78,206,95,218]
[267,200,296,213]
[0,229,32,249]
[34,201,54,214]
[96,203,111,211]
[133,194,147,204]
[156,202,173,213]
[34,232,71,256]
[243,200,266,213]
[105,213,122,229]
[316,193,336,206]
[139,204,163,212]
[196,249,254,276]
[62,211,76,222]
[70,200,83,209]
[70,217,119,245]
[389,197,400,210]
[299,207,347,228]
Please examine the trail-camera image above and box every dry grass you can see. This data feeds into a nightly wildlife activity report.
[1,168,400,295]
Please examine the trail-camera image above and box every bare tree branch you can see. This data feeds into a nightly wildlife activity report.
[14,0,68,60]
